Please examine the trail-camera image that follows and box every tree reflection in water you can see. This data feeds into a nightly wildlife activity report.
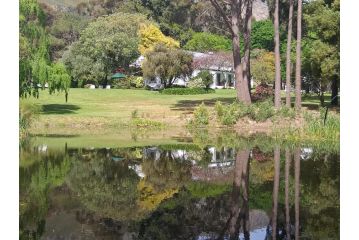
[19,140,339,240]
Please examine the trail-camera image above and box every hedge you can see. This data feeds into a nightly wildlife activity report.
[159,88,215,95]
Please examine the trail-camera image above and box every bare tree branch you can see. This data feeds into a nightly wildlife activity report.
[209,0,234,35]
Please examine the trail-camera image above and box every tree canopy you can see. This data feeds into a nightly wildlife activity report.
[138,23,180,55]
[142,44,193,88]
[184,32,232,52]
[20,0,70,99]
[63,12,152,87]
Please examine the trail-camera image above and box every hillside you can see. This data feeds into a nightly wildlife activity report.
[38,0,85,8]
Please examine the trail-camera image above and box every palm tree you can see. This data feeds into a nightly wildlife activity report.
[285,0,294,107]
[295,0,303,111]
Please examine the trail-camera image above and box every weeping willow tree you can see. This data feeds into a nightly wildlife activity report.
[20,0,70,101]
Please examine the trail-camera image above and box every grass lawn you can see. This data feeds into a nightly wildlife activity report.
[22,88,237,134]
[22,88,334,135]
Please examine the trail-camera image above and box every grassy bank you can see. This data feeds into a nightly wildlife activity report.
[21,88,337,137]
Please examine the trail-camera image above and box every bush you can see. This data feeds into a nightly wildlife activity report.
[130,118,164,129]
[112,77,131,89]
[130,76,144,88]
[214,101,224,118]
[278,106,296,119]
[221,102,241,125]
[160,88,215,95]
[252,83,273,101]
[192,103,209,126]
[20,102,40,139]
[187,77,205,89]
[249,101,274,122]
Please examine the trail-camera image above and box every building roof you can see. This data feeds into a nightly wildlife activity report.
[130,51,234,72]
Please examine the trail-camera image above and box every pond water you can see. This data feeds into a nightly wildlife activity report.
[20,133,339,240]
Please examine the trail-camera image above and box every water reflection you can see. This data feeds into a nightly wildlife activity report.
[19,140,339,240]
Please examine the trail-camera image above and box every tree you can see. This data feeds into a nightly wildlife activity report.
[285,0,294,107]
[49,12,90,60]
[142,44,193,88]
[295,0,303,111]
[184,32,232,52]
[195,70,214,89]
[209,0,252,104]
[19,0,69,100]
[251,49,275,85]
[138,23,180,55]
[302,0,340,106]
[63,13,151,87]
[251,20,275,51]
[273,0,281,108]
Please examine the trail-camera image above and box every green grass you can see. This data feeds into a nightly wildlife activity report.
[22,88,237,133]
[21,88,337,135]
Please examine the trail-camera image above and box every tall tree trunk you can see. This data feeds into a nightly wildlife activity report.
[243,0,253,101]
[285,0,294,107]
[331,76,339,106]
[274,0,281,109]
[272,146,280,239]
[285,149,292,240]
[294,147,301,240]
[209,0,252,104]
[295,0,303,111]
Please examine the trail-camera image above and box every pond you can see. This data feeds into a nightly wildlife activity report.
[20,132,339,240]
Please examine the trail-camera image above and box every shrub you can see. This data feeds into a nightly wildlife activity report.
[221,102,240,125]
[112,77,131,89]
[187,77,205,89]
[214,101,224,118]
[160,88,215,95]
[131,109,139,119]
[252,83,273,101]
[192,103,209,126]
[20,102,40,139]
[130,76,144,88]
[249,101,274,122]
[130,118,164,129]
[196,70,213,89]
[278,106,296,119]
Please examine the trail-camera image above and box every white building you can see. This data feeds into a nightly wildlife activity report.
[132,51,253,89]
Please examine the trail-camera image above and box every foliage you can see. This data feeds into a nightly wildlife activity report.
[252,83,274,101]
[112,76,144,89]
[277,106,296,119]
[130,118,165,129]
[20,0,69,99]
[195,70,213,89]
[191,103,209,126]
[160,88,214,95]
[249,101,275,122]
[138,23,180,55]
[142,44,193,88]
[187,76,205,89]
[49,12,90,59]
[251,20,275,51]
[301,0,340,97]
[184,32,232,52]
[130,76,145,88]
[187,181,231,198]
[19,102,40,139]
[63,13,152,86]
[251,49,275,85]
